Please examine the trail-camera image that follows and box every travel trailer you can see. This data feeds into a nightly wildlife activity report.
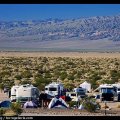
[10,84,40,105]
[16,84,40,104]
[98,84,117,102]
[45,82,64,98]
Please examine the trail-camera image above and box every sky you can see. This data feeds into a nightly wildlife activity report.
[0,4,120,21]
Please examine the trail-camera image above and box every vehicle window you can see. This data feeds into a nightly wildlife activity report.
[101,88,113,93]
[49,87,57,91]
[118,88,120,91]
[45,88,48,90]
[71,94,76,96]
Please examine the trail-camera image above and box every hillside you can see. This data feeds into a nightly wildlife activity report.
[0,15,120,51]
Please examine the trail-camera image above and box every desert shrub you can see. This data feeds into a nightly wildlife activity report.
[10,102,23,115]
[82,97,100,112]
[67,101,77,108]
[0,108,6,116]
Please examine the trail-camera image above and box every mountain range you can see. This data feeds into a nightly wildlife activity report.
[0,15,120,51]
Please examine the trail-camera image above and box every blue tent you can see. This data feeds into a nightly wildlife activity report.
[0,100,11,108]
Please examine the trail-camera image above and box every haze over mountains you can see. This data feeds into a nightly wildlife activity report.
[0,15,120,51]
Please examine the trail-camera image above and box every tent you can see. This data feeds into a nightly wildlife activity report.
[23,101,38,108]
[0,100,11,108]
[48,96,68,109]
[80,81,91,92]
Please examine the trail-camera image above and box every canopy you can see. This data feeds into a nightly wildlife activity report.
[48,97,68,109]
[23,101,38,108]
[0,100,11,108]
[80,81,91,92]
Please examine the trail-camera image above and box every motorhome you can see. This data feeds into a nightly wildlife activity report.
[16,84,40,104]
[98,84,117,102]
[45,82,64,98]
[10,84,40,105]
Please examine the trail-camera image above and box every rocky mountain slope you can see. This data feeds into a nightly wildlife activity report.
[0,15,120,51]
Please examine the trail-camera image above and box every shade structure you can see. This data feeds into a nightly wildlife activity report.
[48,96,68,109]
[0,100,11,108]
[23,101,38,108]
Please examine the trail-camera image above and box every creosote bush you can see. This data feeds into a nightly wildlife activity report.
[10,102,23,116]
[82,97,100,112]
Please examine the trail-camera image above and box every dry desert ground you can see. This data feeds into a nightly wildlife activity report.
[0,51,120,58]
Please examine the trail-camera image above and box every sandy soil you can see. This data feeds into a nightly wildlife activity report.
[0,51,120,58]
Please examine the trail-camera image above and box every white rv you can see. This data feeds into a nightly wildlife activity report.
[45,82,64,97]
[10,84,40,104]
[16,84,40,104]
[11,85,20,102]
[98,84,117,102]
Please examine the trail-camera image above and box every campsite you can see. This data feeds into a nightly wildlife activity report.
[1,52,120,116]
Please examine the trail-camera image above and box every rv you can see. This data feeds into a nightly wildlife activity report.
[73,87,86,98]
[98,84,117,102]
[45,82,64,98]
[10,84,40,105]
[16,84,40,104]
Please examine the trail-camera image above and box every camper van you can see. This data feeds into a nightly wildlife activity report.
[99,84,117,102]
[73,87,86,98]
[45,82,64,98]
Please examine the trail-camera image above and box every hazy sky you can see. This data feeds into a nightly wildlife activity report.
[0,4,120,21]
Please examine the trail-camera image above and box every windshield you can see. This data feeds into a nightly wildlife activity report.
[49,87,57,91]
[101,88,114,93]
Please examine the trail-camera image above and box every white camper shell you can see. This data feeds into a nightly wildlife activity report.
[45,82,64,97]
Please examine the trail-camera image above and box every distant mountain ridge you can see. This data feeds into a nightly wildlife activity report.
[0,15,120,51]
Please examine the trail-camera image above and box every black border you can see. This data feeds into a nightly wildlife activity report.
[0,0,119,4]
[1,116,120,120]
[0,1,120,120]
